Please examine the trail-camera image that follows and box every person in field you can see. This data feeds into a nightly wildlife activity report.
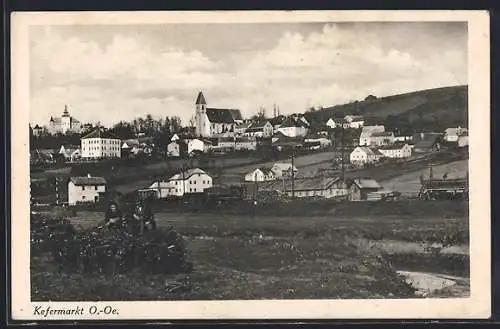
[132,199,157,234]
[103,201,123,229]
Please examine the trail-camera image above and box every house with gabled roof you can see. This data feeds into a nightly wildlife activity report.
[260,176,348,199]
[344,115,365,128]
[359,125,385,146]
[244,120,274,138]
[348,178,385,201]
[271,162,298,178]
[244,167,277,182]
[276,115,310,137]
[68,174,107,205]
[147,168,213,198]
[349,146,384,166]
[80,128,121,159]
[378,142,412,159]
[194,91,243,138]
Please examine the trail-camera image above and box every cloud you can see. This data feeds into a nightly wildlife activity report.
[30,23,467,127]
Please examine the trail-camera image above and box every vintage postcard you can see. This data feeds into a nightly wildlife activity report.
[10,10,490,321]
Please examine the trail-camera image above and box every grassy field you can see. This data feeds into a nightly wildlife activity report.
[31,210,469,301]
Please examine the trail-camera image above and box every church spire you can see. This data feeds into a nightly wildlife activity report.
[62,104,69,117]
[195,91,207,105]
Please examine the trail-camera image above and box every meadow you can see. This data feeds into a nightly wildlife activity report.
[31,210,469,301]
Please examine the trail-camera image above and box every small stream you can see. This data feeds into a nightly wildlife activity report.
[397,270,469,297]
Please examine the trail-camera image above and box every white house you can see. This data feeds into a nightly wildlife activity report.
[68,174,106,205]
[344,115,365,129]
[149,168,213,198]
[58,145,80,161]
[167,141,180,157]
[304,137,332,148]
[394,136,413,142]
[244,120,274,138]
[444,127,468,142]
[47,105,83,135]
[194,91,243,138]
[359,125,385,146]
[277,116,309,137]
[326,118,349,129]
[234,122,252,135]
[369,131,395,147]
[81,128,121,159]
[235,137,257,151]
[349,146,384,166]
[187,138,209,154]
[244,168,277,182]
[378,143,412,159]
[271,162,298,178]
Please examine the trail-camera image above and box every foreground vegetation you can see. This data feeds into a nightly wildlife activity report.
[31,210,469,301]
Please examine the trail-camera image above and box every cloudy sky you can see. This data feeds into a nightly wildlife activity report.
[29,22,467,127]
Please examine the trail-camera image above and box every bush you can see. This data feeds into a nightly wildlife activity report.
[31,212,193,276]
[53,224,193,276]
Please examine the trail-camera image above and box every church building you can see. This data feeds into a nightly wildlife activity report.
[47,105,83,135]
[194,91,243,138]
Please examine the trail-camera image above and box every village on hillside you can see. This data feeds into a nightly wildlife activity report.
[29,89,469,210]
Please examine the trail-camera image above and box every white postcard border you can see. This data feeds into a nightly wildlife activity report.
[10,10,491,320]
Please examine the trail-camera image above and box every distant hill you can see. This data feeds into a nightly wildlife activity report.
[304,85,468,134]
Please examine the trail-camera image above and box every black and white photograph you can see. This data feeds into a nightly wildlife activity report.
[11,10,490,320]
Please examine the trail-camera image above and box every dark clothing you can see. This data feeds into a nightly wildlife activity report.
[131,204,156,234]
[104,208,123,228]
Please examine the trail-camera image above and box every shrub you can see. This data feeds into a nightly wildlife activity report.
[53,224,193,276]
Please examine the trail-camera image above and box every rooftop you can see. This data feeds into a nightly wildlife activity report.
[170,168,209,181]
[352,179,382,189]
[81,128,120,140]
[206,108,243,123]
[70,176,107,186]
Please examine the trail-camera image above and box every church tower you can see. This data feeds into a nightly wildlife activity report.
[61,104,72,134]
[195,91,210,137]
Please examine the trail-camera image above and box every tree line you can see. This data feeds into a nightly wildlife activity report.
[30,114,184,151]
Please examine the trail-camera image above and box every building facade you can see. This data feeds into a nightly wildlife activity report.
[350,146,384,165]
[68,175,106,205]
[47,105,83,135]
[194,91,243,138]
[271,162,298,178]
[378,143,412,158]
[244,121,274,138]
[244,168,277,182]
[148,168,213,198]
[359,125,385,146]
[81,128,121,159]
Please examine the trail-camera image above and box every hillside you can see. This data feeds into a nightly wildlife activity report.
[304,85,468,134]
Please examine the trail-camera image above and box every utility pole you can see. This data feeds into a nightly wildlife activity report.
[182,163,186,198]
[340,125,345,181]
[55,177,60,206]
[291,150,295,198]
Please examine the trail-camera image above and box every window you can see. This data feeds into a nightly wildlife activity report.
[82,195,86,200]
[190,188,192,192]
[82,186,85,191]
[95,186,98,190]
